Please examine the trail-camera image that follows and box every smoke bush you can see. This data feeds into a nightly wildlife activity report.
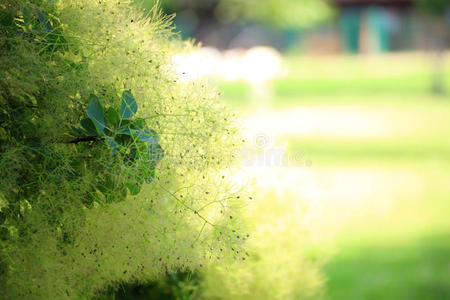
[199,188,327,300]
[0,0,245,298]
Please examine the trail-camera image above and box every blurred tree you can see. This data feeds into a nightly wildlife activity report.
[215,0,333,29]
[415,0,450,16]
[136,0,223,42]
[137,0,332,29]
[136,0,333,48]
[414,0,450,94]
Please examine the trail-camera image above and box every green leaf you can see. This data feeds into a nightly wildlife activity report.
[114,134,133,147]
[117,127,132,136]
[116,120,132,134]
[80,118,98,136]
[86,95,106,134]
[148,143,164,166]
[126,181,141,195]
[105,107,120,127]
[117,119,145,135]
[36,9,53,33]
[70,126,84,137]
[136,128,159,144]
[117,119,157,142]
[132,118,147,129]
[120,90,137,119]
[105,136,119,154]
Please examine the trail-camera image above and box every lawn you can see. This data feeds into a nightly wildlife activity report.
[219,52,450,299]
[325,234,450,300]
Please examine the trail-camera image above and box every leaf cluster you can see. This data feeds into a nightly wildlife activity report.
[72,91,164,195]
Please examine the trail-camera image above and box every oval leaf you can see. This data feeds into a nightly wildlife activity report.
[80,118,98,136]
[120,90,137,119]
[86,95,106,133]
[136,128,159,144]
[105,107,120,127]
[70,126,84,137]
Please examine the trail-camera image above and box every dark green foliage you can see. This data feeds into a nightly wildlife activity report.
[72,91,164,191]
[415,0,450,16]
[101,271,200,299]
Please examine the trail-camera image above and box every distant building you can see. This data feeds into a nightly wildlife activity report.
[330,0,415,53]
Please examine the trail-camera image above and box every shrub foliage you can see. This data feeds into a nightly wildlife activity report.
[0,0,245,298]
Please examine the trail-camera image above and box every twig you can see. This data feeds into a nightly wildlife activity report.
[66,136,102,144]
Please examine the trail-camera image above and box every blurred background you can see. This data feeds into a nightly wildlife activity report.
[137,0,449,299]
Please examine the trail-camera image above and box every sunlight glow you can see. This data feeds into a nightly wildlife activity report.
[172,46,283,84]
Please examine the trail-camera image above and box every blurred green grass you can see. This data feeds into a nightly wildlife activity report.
[218,52,450,108]
[325,234,450,300]
[287,137,450,164]
[219,53,450,300]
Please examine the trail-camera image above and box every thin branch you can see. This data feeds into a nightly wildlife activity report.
[156,183,214,226]
[66,136,102,144]
[194,221,207,244]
